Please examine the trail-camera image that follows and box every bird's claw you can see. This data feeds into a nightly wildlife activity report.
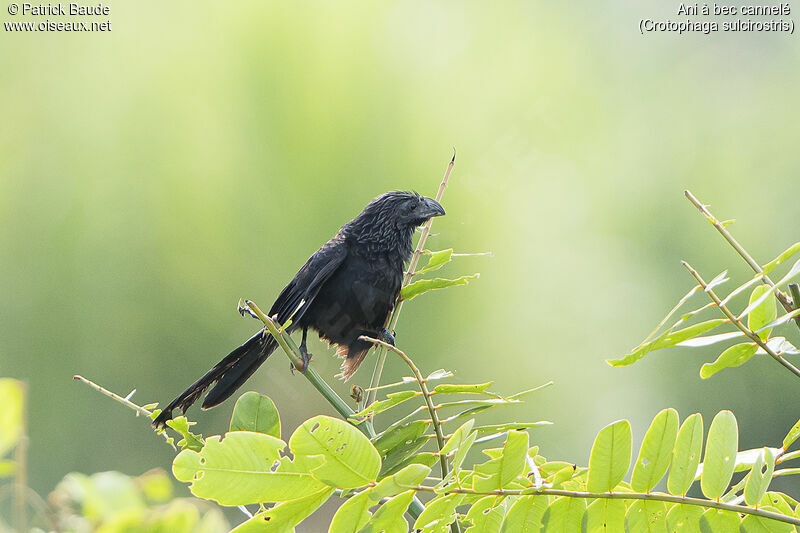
[378,328,396,346]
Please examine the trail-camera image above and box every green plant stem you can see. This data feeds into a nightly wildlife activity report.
[411,485,800,526]
[365,153,455,410]
[790,284,800,310]
[73,375,154,418]
[682,262,800,379]
[684,190,800,331]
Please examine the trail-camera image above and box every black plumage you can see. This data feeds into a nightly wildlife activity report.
[153,191,445,428]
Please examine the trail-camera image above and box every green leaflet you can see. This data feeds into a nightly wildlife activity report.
[289,415,381,489]
[699,508,740,533]
[473,431,529,492]
[359,490,415,533]
[744,448,776,507]
[740,509,794,533]
[625,499,667,532]
[738,259,800,322]
[414,493,465,533]
[699,343,758,379]
[540,496,585,532]
[761,242,800,275]
[230,487,334,532]
[587,420,631,493]
[666,503,702,532]
[700,411,738,500]
[172,432,325,506]
[417,249,454,274]
[229,391,281,438]
[585,499,625,533]
[328,490,373,533]
[351,390,417,418]
[631,408,679,493]
[608,319,728,367]
[782,416,800,449]
[668,413,704,496]
[501,496,548,532]
[748,285,777,340]
[433,382,494,394]
[401,273,480,301]
[165,416,205,452]
[465,495,505,533]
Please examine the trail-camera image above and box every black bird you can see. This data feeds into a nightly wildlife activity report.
[153,191,445,428]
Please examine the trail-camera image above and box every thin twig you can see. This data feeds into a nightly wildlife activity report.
[411,485,800,526]
[74,375,154,418]
[682,262,800,379]
[685,190,800,330]
[365,152,455,409]
[360,335,458,533]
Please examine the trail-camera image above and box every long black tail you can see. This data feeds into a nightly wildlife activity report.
[152,330,277,428]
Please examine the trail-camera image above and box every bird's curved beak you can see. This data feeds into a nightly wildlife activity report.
[417,197,446,219]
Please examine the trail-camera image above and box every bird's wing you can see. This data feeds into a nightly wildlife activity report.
[268,233,347,325]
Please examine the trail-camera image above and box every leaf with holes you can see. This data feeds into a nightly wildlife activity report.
[587,420,631,493]
[700,411,738,500]
[414,493,465,533]
[631,408,679,493]
[699,508,740,532]
[626,499,667,532]
[417,249,453,274]
[465,495,505,533]
[289,415,381,489]
[172,431,325,505]
[744,448,776,506]
[500,496,548,532]
[229,391,280,438]
[668,413,704,496]
[666,503,702,532]
[230,486,333,532]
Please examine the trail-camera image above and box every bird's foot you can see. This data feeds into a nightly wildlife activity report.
[238,299,259,320]
[378,328,396,346]
[293,345,313,373]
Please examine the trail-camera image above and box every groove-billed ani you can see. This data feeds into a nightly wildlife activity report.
[153,191,445,428]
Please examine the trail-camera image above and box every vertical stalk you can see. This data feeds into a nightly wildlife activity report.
[14,381,27,533]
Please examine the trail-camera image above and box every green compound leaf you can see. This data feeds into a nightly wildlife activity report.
[699,343,758,379]
[401,273,479,301]
[748,285,778,340]
[608,319,728,367]
[230,486,333,532]
[631,408,679,493]
[414,493,465,533]
[172,431,325,506]
[500,496,548,532]
[744,448,776,506]
[666,503,702,532]
[473,430,529,492]
[625,499,667,532]
[585,498,625,533]
[668,413,704,496]
[699,508,740,533]
[417,249,453,274]
[587,420,631,493]
[360,490,416,533]
[465,495,505,533]
[289,415,381,489]
[541,496,586,532]
[700,411,738,500]
[229,391,280,438]
[762,242,800,275]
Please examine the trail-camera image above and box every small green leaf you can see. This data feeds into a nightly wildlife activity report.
[739,260,800,321]
[230,487,333,532]
[625,499,667,532]
[360,490,416,533]
[401,273,480,301]
[698,508,739,533]
[374,420,429,456]
[371,463,430,500]
[289,415,381,489]
[699,343,758,379]
[587,420,631,493]
[744,448,776,506]
[172,431,325,505]
[414,493,464,533]
[465,496,505,533]
[500,496,548,532]
[700,411,738,500]
[740,509,794,533]
[229,391,280,438]
[585,498,625,533]
[666,503,702,532]
[668,413,704,496]
[433,382,494,394]
[352,390,417,418]
[473,431,529,492]
[748,285,778,340]
[631,408,679,493]
[782,417,800,449]
[540,496,586,532]
[328,489,373,533]
[417,249,453,274]
[165,416,204,452]
[762,242,800,275]
[608,319,728,367]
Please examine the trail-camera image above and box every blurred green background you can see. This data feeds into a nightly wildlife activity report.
[2,0,800,523]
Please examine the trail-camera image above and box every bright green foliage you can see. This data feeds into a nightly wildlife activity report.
[230,487,333,532]
[473,431,529,492]
[173,431,325,505]
[748,285,777,340]
[329,490,374,532]
[587,420,631,493]
[699,508,740,532]
[360,490,416,533]
[414,493,465,533]
[741,511,795,532]
[585,498,625,532]
[401,273,479,300]
[608,319,727,367]
[666,503,702,532]
[289,415,381,489]
[762,242,800,274]
[433,382,493,394]
[782,417,800,449]
[501,496,548,532]
[700,411,738,500]
[465,496,505,532]
[165,415,205,452]
[668,413,704,496]
[631,408,678,492]
[699,343,758,379]
[417,248,454,274]
[626,499,667,532]
[745,448,776,506]
[229,391,281,438]
[541,496,586,532]
[352,390,417,418]
[0,378,23,458]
